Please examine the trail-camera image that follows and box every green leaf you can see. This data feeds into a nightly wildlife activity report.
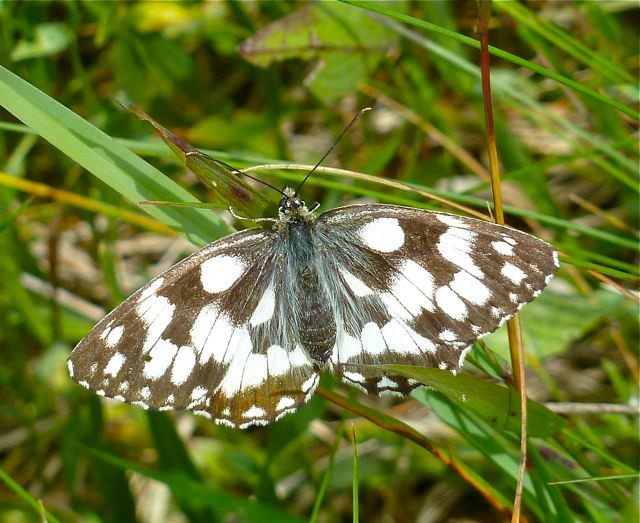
[381,365,567,437]
[239,2,402,104]
[11,23,72,61]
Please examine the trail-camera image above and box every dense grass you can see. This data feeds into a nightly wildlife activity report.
[0,2,638,522]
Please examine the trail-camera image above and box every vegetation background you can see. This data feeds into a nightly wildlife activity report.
[0,1,638,522]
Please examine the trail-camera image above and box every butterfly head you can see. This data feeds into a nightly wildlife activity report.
[276,187,317,230]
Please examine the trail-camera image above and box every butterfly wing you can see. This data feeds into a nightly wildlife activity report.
[313,204,559,395]
[68,228,319,428]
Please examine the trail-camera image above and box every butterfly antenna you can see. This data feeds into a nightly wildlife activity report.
[295,107,372,195]
[214,157,285,196]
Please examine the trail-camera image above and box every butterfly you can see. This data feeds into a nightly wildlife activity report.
[68,182,559,428]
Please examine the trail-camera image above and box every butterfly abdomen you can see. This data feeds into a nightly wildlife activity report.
[298,267,336,364]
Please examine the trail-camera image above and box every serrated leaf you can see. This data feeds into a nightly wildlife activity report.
[380,365,566,437]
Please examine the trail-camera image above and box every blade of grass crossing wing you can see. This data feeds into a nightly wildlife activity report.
[0,65,224,248]
[125,102,275,218]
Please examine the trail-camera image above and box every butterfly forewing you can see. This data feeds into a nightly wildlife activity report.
[68,227,319,428]
[314,205,558,395]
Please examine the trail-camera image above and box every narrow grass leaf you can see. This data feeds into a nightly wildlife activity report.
[0,65,226,247]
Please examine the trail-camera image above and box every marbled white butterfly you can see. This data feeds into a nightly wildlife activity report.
[68,181,558,428]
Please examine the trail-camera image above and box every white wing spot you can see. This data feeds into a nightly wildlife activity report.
[289,344,312,367]
[436,214,469,228]
[437,228,482,278]
[333,331,362,363]
[396,259,435,311]
[438,362,448,369]
[200,254,246,294]
[67,360,74,377]
[240,419,269,429]
[302,374,319,393]
[243,405,266,419]
[105,325,124,348]
[217,336,263,395]
[190,386,208,401]
[380,291,412,322]
[449,270,491,305]
[240,353,269,389]
[137,295,175,353]
[435,286,468,320]
[379,390,403,398]
[140,386,151,400]
[377,376,398,389]
[340,268,374,297]
[491,240,514,256]
[348,381,367,393]
[138,278,164,302]
[249,284,276,326]
[276,396,296,411]
[501,262,527,284]
[502,235,517,246]
[439,329,458,342]
[344,371,366,383]
[361,322,386,356]
[171,346,196,386]
[359,218,404,253]
[381,319,436,354]
[266,345,290,376]
[143,339,178,380]
[104,352,126,377]
[509,292,519,303]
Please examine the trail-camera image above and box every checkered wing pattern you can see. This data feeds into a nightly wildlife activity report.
[69,199,558,428]
[68,228,320,429]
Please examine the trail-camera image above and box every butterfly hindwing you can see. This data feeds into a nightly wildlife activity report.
[313,205,559,394]
[68,227,319,428]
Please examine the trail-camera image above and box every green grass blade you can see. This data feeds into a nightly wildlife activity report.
[0,466,62,523]
[0,65,227,248]
[342,1,639,120]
